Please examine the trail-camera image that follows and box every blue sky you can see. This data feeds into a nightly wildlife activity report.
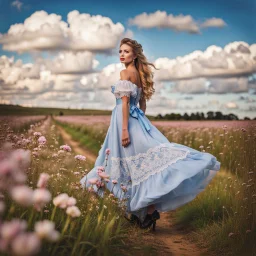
[1,0,255,67]
[0,0,255,119]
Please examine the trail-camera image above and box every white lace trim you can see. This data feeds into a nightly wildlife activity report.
[110,143,190,186]
[112,80,138,99]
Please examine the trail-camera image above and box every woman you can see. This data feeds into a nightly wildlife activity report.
[80,38,221,231]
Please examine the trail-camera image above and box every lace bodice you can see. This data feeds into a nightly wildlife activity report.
[111,79,143,106]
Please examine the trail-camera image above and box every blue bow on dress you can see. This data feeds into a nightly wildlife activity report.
[129,105,151,132]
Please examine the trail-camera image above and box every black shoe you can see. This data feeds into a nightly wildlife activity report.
[140,210,160,231]
[124,214,142,227]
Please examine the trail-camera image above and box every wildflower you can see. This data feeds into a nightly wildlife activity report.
[53,193,69,208]
[11,232,41,256]
[105,148,111,155]
[88,178,99,185]
[34,220,60,242]
[88,187,94,192]
[37,173,50,189]
[38,136,47,145]
[33,189,52,211]
[208,141,213,144]
[112,179,118,184]
[98,172,110,179]
[96,180,105,188]
[33,132,42,137]
[0,219,27,241]
[66,206,81,218]
[121,185,127,192]
[246,230,251,234]
[74,155,86,161]
[199,145,204,149]
[11,185,34,207]
[228,232,235,237]
[60,144,71,152]
[97,166,105,172]
[67,197,77,207]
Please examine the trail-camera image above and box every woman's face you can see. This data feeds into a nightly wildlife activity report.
[119,43,135,64]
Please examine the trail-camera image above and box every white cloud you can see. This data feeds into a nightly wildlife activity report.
[172,78,208,94]
[200,18,227,28]
[154,41,256,82]
[128,10,226,34]
[222,101,239,109]
[0,10,125,53]
[208,77,248,93]
[46,51,99,74]
[11,0,23,11]
[154,41,256,94]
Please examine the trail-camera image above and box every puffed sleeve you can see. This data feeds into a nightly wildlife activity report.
[112,80,137,99]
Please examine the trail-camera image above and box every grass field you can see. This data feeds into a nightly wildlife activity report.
[1,110,256,255]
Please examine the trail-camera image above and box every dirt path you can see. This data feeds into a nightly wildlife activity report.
[57,124,207,256]
[57,125,97,164]
[145,211,209,256]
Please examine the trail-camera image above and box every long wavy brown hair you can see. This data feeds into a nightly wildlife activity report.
[120,38,159,101]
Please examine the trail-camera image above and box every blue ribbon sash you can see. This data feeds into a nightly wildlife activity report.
[129,105,151,132]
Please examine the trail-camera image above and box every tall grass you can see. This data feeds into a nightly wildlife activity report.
[0,117,157,256]
[159,124,256,255]
[54,119,256,255]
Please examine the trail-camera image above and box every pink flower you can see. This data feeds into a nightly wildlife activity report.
[38,136,47,144]
[11,232,41,256]
[33,132,42,137]
[98,172,110,179]
[112,179,118,184]
[34,220,60,242]
[96,180,105,188]
[0,219,27,241]
[66,206,81,218]
[74,155,86,161]
[60,144,71,152]
[228,232,235,237]
[11,185,34,207]
[121,185,127,192]
[88,178,99,185]
[105,148,110,155]
[97,166,105,171]
[37,173,50,189]
[53,193,69,208]
[33,189,52,211]
[67,197,77,207]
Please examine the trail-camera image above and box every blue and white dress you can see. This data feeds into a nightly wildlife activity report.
[80,79,221,222]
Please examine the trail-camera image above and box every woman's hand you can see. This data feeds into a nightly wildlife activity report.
[122,128,130,147]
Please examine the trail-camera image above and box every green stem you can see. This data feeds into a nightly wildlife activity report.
[62,216,71,235]
[51,205,57,221]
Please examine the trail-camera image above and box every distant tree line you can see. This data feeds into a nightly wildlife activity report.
[154,111,256,121]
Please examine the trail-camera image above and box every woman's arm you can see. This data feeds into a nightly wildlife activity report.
[120,70,131,147]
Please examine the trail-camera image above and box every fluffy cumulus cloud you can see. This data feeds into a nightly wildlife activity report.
[0,10,125,53]
[128,10,226,33]
[154,41,256,94]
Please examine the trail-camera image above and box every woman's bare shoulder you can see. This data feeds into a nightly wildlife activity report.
[127,69,142,88]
